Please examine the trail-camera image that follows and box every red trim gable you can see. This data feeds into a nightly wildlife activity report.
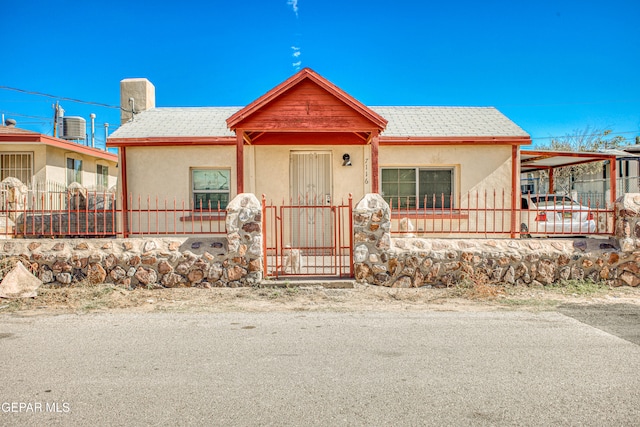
[226,68,388,132]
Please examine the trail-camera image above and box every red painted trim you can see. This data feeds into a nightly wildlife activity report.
[348,194,354,278]
[522,150,616,159]
[380,136,532,145]
[261,195,268,276]
[247,132,370,145]
[610,160,616,206]
[236,131,244,193]
[0,134,118,161]
[226,68,388,131]
[511,145,518,238]
[371,132,380,192]
[120,147,129,238]
[106,135,532,148]
[107,137,235,147]
[548,169,555,193]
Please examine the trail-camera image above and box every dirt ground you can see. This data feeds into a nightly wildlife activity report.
[1,280,640,315]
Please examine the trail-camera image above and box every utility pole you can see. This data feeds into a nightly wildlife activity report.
[53,101,59,137]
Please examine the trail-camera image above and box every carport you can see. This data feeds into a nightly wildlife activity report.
[520,150,618,205]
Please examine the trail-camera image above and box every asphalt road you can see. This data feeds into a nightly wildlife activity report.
[1,309,639,426]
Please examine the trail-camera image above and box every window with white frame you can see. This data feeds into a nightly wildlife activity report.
[66,157,83,185]
[1,152,33,184]
[96,164,109,189]
[192,168,230,210]
[381,167,453,209]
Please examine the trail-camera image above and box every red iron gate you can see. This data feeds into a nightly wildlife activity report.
[262,195,353,279]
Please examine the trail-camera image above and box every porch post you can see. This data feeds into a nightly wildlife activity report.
[548,168,555,193]
[120,146,129,238]
[609,156,617,206]
[371,131,380,193]
[236,130,244,194]
[510,145,518,238]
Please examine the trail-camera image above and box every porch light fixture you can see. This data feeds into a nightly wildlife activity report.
[342,153,352,166]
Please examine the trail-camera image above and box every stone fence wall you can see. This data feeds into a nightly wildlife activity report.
[0,194,263,288]
[353,193,640,288]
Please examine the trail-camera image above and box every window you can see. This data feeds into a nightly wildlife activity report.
[96,164,109,189]
[1,153,32,185]
[381,168,453,209]
[66,158,82,185]
[192,169,230,210]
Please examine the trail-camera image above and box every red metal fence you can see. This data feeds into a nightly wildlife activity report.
[125,194,226,236]
[262,195,353,278]
[1,192,227,238]
[1,190,615,240]
[387,191,615,237]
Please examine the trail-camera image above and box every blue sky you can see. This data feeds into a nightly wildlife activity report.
[1,0,639,150]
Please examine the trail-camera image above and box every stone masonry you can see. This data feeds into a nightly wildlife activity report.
[353,193,640,288]
[0,194,263,288]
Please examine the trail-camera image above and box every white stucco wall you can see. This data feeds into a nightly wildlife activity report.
[120,143,514,208]
[379,144,513,205]
[124,145,236,203]
[250,145,367,203]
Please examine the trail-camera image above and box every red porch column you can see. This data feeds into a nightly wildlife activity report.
[510,145,518,238]
[609,157,617,206]
[371,131,380,192]
[236,130,244,194]
[120,146,129,238]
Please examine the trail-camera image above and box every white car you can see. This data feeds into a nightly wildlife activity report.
[520,194,596,237]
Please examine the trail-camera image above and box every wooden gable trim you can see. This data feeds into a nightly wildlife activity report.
[226,68,388,132]
[242,132,373,146]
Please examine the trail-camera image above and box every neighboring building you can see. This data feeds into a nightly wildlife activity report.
[615,145,640,193]
[0,120,118,194]
[572,148,640,206]
[107,69,531,235]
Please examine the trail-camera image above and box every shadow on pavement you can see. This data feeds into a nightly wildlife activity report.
[558,303,640,346]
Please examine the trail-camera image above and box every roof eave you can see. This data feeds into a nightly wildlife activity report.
[379,136,532,145]
[1,134,118,161]
[107,136,236,147]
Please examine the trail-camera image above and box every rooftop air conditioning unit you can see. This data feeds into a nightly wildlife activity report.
[61,116,86,141]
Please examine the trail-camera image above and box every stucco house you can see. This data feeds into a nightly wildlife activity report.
[108,69,531,207]
[0,121,118,196]
[107,68,531,237]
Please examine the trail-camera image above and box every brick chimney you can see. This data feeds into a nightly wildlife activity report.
[120,78,156,124]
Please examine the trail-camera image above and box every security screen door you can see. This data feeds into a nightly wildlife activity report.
[289,151,333,249]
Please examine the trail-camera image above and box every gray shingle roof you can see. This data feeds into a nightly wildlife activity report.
[109,106,529,139]
[109,107,240,138]
[370,106,529,137]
